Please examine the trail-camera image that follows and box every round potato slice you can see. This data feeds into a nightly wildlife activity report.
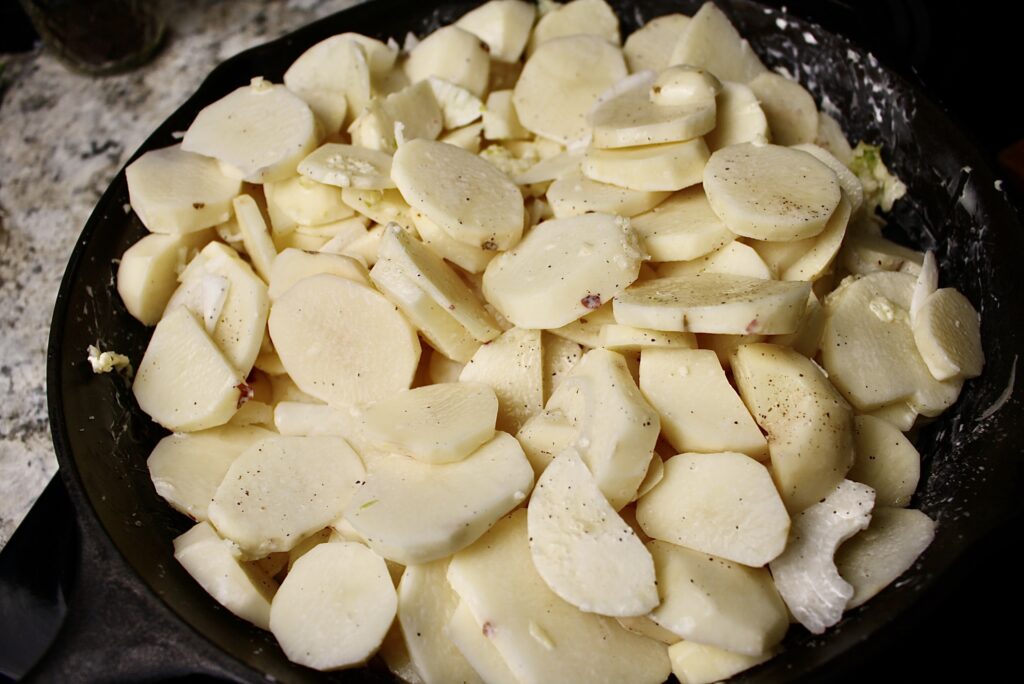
[404,25,490,97]
[298,143,395,189]
[747,71,818,146]
[705,81,770,151]
[270,542,397,671]
[513,34,627,146]
[483,213,643,329]
[392,139,524,251]
[703,143,842,241]
[912,287,984,381]
[269,274,420,407]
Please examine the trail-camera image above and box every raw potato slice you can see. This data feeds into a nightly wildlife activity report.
[865,401,919,433]
[836,507,936,608]
[650,66,722,106]
[459,327,543,434]
[769,480,876,634]
[270,542,397,670]
[483,89,529,140]
[483,213,642,329]
[732,343,854,513]
[174,522,278,629]
[618,615,680,645]
[840,231,924,276]
[547,170,670,219]
[668,2,767,83]
[792,143,865,215]
[548,300,615,347]
[599,324,697,352]
[360,382,498,463]
[298,143,395,189]
[657,241,772,280]
[613,274,810,335]
[515,408,577,476]
[776,194,852,282]
[528,0,620,54]
[208,435,366,556]
[428,350,465,384]
[440,121,483,153]
[637,453,789,566]
[350,81,444,153]
[447,510,672,684]
[514,149,581,185]
[392,139,524,250]
[344,433,534,564]
[704,81,769,151]
[623,13,691,73]
[411,210,495,274]
[821,271,962,415]
[582,139,709,192]
[284,35,372,130]
[126,145,241,236]
[912,288,984,381]
[117,230,214,325]
[703,143,842,241]
[545,348,661,510]
[272,402,363,446]
[815,112,854,164]
[747,72,818,146]
[630,186,734,262]
[369,258,481,363]
[133,307,244,432]
[405,26,489,97]
[428,77,484,129]
[182,78,317,183]
[849,415,920,507]
[635,453,665,499]
[589,72,716,149]
[513,35,628,145]
[342,188,416,232]
[447,602,519,684]
[647,540,788,657]
[268,248,370,299]
[668,641,770,684]
[231,195,277,282]
[398,560,483,684]
[381,623,426,684]
[378,227,501,342]
[639,348,766,458]
[528,449,659,617]
[455,0,536,63]
[772,291,826,358]
[148,425,274,522]
[265,175,355,229]
[269,274,420,406]
[910,251,938,324]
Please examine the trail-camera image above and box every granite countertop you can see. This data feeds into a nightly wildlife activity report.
[0,0,362,550]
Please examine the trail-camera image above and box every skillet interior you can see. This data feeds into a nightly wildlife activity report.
[46,0,1024,680]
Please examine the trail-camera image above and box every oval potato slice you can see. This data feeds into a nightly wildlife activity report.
[582,138,709,192]
[848,415,920,507]
[912,287,984,381]
[629,186,734,262]
[404,25,490,97]
[116,229,215,325]
[705,81,769,151]
[703,143,842,241]
[455,0,536,63]
[747,71,818,146]
[270,542,397,670]
[547,170,670,219]
[269,274,420,407]
[622,13,690,73]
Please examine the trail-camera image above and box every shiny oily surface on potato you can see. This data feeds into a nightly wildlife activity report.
[46,1,1015,684]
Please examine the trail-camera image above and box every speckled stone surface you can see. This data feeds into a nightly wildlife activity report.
[0,0,361,549]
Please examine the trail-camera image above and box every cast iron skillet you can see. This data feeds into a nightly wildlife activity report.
[45,0,1024,681]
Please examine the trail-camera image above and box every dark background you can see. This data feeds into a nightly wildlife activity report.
[1,1,1019,682]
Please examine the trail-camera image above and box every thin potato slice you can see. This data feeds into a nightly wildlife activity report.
[133,307,244,432]
[547,170,670,219]
[284,35,373,130]
[459,327,543,434]
[447,602,519,684]
[344,432,534,565]
[912,287,984,381]
[629,186,734,262]
[647,540,788,657]
[703,143,842,241]
[623,13,691,73]
[704,81,769,151]
[360,382,498,464]
[392,138,524,251]
[126,145,241,234]
[656,241,772,280]
[298,143,395,189]
[232,195,277,283]
[264,175,355,228]
[582,139,709,192]
[116,230,215,325]
[208,435,366,557]
[182,78,317,183]
[599,324,697,352]
[404,25,490,97]
[528,449,659,617]
[483,213,642,329]
[613,274,810,335]
[268,248,370,299]
[849,415,920,507]
[639,348,766,458]
[270,542,397,670]
[148,425,275,522]
[513,35,628,146]
[411,210,496,274]
[447,510,672,684]
[668,641,771,684]
[269,274,420,407]
[174,521,278,630]
[668,2,767,83]
[747,72,818,146]
[637,452,790,567]
[792,143,865,215]
[527,0,620,54]
[455,0,536,63]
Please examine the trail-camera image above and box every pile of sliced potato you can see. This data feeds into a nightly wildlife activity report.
[116,1,984,681]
